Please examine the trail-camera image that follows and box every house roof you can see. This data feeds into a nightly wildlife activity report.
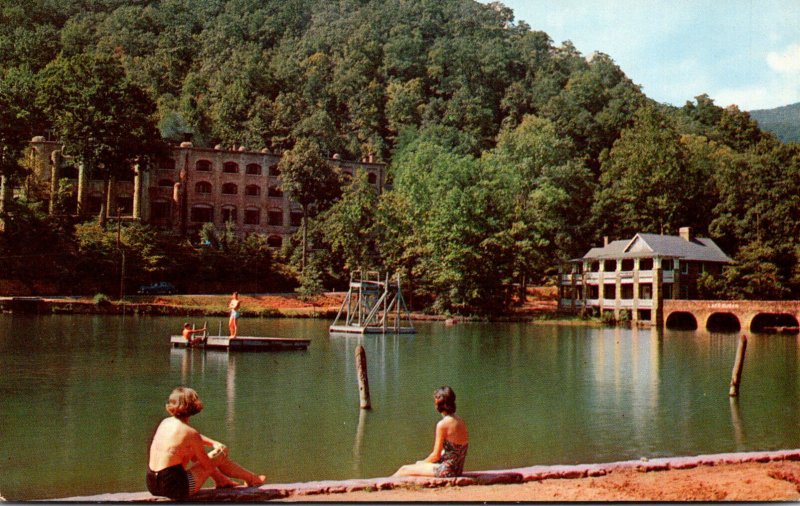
[581,233,733,263]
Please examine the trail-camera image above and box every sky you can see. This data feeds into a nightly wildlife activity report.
[488,0,800,111]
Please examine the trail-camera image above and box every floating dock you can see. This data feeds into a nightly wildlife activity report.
[170,335,310,351]
[329,271,416,335]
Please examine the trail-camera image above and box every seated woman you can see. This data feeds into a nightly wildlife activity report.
[393,386,469,478]
[146,386,266,500]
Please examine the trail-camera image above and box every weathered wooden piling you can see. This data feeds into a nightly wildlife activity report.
[729,334,748,397]
[355,345,371,409]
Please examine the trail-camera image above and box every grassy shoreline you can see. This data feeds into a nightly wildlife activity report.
[1,290,591,324]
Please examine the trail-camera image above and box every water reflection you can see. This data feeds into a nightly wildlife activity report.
[730,397,745,448]
[7,315,800,500]
[170,348,238,430]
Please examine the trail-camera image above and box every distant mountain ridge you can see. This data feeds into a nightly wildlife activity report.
[749,102,800,143]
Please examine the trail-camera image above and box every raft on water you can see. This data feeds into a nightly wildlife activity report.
[170,335,310,351]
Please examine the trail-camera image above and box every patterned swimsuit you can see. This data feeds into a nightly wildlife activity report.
[434,440,468,477]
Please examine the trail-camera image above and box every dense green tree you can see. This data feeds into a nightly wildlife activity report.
[0,66,38,217]
[319,172,380,273]
[278,138,342,270]
[37,52,164,221]
[593,106,708,237]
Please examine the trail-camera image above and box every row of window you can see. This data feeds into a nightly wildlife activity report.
[159,159,280,176]
[150,201,302,227]
[575,283,688,300]
[157,159,379,184]
[157,180,284,197]
[575,259,704,274]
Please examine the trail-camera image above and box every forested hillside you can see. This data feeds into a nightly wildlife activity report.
[2,0,800,313]
[750,103,800,143]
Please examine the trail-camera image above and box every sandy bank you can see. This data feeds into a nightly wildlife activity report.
[54,449,800,502]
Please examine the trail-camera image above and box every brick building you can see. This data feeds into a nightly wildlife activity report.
[27,137,386,247]
[558,227,733,325]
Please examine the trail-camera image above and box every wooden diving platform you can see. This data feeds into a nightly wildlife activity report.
[329,271,416,335]
[170,335,310,351]
[329,324,416,335]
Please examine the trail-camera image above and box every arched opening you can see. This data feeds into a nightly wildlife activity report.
[190,205,214,223]
[244,208,260,225]
[267,235,283,248]
[221,205,237,223]
[750,313,800,333]
[245,184,261,196]
[666,311,698,330]
[268,185,283,197]
[195,181,212,194]
[246,163,262,175]
[268,164,281,177]
[222,183,238,194]
[223,161,239,173]
[268,208,283,226]
[196,160,212,172]
[706,312,741,331]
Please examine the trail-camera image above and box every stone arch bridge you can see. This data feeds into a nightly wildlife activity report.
[663,300,800,331]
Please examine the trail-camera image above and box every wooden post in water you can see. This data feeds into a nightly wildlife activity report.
[729,334,748,397]
[355,345,371,409]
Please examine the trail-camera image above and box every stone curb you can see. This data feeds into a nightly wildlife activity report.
[53,449,800,502]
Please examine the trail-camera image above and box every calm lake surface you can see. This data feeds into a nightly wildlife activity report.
[2,314,800,500]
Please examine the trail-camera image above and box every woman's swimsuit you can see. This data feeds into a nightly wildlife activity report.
[434,440,468,477]
[146,464,196,500]
[230,309,240,319]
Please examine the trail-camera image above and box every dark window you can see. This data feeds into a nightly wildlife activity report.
[290,212,303,227]
[245,185,261,196]
[222,206,237,223]
[246,163,262,175]
[61,164,79,179]
[663,283,673,299]
[151,201,170,220]
[662,259,674,271]
[621,285,633,300]
[223,162,239,173]
[116,195,133,215]
[603,260,616,271]
[268,186,283,198]
[639,284,652,299]
[191,205,213,222]
[222,183,238,194]
[158,179,174,187]
[621,259,634,271]
[196,160,212,172]
[268,164,281,177]
[195,181,212,194]
[603,284,616,299]
[590,261,599,272]
[244,209,260,225]
[368,172,377,184]
[87,194,103,214]
[639,258,653,270]
[118,169,134,182]
[267,235,283,248]
[268,209,283,226]
[681,262,689,274]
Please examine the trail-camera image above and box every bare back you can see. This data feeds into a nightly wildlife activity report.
[437,414,468,445]
[148,417,198,471]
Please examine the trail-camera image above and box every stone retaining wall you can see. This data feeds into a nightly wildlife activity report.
[54,448,800,502]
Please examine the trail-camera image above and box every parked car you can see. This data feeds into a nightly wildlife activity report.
[137,282,177,295]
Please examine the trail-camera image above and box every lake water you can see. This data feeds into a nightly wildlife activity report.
[1,314,799,500]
